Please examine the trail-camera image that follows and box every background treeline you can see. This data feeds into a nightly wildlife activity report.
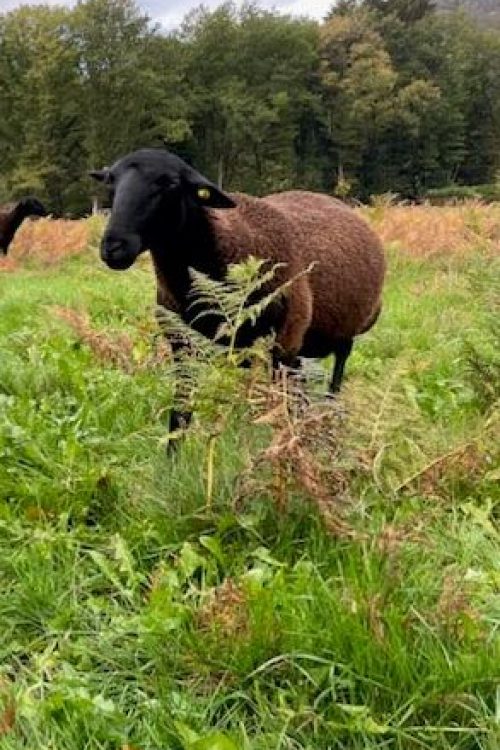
[0,0,499,215]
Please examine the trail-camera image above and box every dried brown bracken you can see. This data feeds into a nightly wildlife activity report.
[239,370,361,539]
[365,200,500,258]
[195,578,249,638]
[52,306,135,371]
[0,680,15,736]
[9,217,90,263]
[394,442,488,497]
[52,305,172,373]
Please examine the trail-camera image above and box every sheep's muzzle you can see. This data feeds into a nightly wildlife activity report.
[100,231,142,271]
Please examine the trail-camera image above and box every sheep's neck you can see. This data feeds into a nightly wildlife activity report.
[150,204,227,309]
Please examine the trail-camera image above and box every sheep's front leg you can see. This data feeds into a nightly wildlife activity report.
[155,288,193,445]
[169,408,192,434]
[167,334,193,440]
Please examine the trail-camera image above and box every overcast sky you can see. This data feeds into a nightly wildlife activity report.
[0,0,332,29]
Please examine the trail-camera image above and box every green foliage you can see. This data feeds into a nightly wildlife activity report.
[427,183,500,201]
[1,0,499,209]
[153,257,305,465]
[0,234,499,747]
[463,258,500,410]
[365,0,436,22]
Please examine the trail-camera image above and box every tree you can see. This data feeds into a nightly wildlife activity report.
[319,10,398,195]
[1,0,499,210]
[182,3,321,193]
[0,5,85,213]
[71,0,157,169]
[365,0,435,22]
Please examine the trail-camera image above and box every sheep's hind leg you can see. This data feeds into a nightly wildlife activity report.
[330,338,353,394]
[271,277,313,414]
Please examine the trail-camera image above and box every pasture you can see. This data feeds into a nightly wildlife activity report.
[0,202,499,749]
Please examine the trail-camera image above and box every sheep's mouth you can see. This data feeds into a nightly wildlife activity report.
[104,254,137,271]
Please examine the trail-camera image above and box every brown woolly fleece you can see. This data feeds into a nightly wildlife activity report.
[96,148,385,403]
[156,190,385,363]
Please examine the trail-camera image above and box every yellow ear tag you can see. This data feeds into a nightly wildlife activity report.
[197,187,211,201]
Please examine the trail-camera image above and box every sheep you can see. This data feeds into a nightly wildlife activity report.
[90,148,385,421]
[0,197,47,255]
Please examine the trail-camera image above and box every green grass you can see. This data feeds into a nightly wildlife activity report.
[0,247,499,749]
[426,184,500,203]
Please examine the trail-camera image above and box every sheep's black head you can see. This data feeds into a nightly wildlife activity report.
[18,197,47,218]
[90,148,236,271]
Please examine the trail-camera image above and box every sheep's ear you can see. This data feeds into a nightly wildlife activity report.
[89,169,110,183]
[17,197,34,210]
[183,169,236,209]
[18,197,47,216]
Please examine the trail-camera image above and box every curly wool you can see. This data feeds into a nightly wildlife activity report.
[155,189,385,362]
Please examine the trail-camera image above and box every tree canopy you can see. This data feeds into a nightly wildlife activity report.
[0,0,498,213]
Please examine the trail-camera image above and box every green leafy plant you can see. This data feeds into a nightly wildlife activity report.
[464,260,500,410]
[1,232,500,750]
[155,257,314,505]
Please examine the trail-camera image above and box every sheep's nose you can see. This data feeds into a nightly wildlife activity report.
[100,231,140,270]
[103,238,124,258]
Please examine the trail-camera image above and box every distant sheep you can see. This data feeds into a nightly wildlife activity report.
[0,197,47,255]
[91,148,385,395]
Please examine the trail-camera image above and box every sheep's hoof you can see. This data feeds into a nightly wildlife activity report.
[326,389,342,404]
[169,409,192,432]
[163,410,192,454]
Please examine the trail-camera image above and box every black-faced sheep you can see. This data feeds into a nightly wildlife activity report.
[0,197,47,255]
[90,148,385,395]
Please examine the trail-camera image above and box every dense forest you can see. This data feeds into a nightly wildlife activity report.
[436,0,500,26]
[0,0,499,214]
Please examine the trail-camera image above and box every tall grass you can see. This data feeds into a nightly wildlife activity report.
[0,206,498,749]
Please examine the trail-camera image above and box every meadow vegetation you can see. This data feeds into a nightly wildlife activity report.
[0,202,499,749]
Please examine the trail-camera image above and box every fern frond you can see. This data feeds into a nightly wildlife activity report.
[187,259,316,338]
[227,259,284,296]
[153,258,319,431]
[155,305,217,358]
[235,261,317,331]
[188,268,241,323]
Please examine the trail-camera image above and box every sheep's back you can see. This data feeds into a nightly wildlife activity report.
[208,193,296,267]
[262,191,385,340]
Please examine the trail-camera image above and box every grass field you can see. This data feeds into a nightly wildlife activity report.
[0,204,499,749]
